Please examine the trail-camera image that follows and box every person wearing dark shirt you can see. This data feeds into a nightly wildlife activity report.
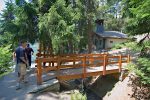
[25,44,34,68]
[15,41,28,90]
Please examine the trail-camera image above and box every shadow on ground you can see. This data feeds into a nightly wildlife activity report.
[88,75,119,99]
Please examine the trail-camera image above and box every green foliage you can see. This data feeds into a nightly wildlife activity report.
[105,18,125,31]
[0,0,38,45]
[125,42,142,52]
[112,41,140,51]
[126,40,150,85]
[0,0,127,54]
[127,57,150,85]
[112,43,125,50]
[122,0,150,35]
[0,32,13,46]
[97,0,125,32]
[0,1,17,48]
[38,0,81,54]
[14,2,38,43]
[0,45,13,74]
[71,90,86,100]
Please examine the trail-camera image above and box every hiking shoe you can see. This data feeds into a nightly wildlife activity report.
[22,80,28,84]
[16,84,21,90]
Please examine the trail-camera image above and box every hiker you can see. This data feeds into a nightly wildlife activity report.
[15,41,28,90]
[25,43,34,69]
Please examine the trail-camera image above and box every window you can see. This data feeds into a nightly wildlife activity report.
[110,41,113,43]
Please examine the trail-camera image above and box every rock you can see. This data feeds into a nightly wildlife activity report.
[28,79,60,93]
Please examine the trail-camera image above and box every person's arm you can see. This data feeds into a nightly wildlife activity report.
[13,52,16,61]
[31,48,34,55]
[20,57,28,64]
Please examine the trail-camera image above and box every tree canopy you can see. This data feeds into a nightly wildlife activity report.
[122,0,150,36]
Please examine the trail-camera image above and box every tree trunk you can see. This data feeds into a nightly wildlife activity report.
[87,0,93,53]
[87,19,92,53]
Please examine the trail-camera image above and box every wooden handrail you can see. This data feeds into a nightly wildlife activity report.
[36,53,130,84]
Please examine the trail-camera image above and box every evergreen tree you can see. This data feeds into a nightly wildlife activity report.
[14,0,38,43]
[0,0,16,45]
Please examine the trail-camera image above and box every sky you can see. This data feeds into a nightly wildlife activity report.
[0,0,5,13]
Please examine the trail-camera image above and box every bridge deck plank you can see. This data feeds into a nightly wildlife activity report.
[41,63,127,81]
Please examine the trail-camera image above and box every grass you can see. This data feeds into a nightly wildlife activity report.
[0,70,12,78]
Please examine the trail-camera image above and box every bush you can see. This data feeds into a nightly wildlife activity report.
[112,43,125,50]
[126,40,150,85]
[136,57,150,84]
[0,45,13,74]
[71,90,87,100]
[112,41,138,50]
[127,57,150,85]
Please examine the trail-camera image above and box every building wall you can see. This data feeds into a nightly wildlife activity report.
[93,35,104,50]
[105,38,127,49]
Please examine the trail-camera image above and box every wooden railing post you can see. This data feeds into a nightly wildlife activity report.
[57,57,61,78]
[37,58,42,85]
[127,54,130,63]
[82,56,86,78]
[103,55,107,75]
[119,54,122,72]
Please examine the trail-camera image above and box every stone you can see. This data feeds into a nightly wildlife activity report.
[28,79,60,93]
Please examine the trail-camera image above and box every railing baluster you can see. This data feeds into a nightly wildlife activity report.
[127,54,130,63]
[103,55,107,75]
[119,54,122,72]
[83,56,86,78]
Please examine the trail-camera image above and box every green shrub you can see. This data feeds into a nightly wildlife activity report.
[136,57,150,84]
[71,90,87,100]
[112,41,143,52]
[127,57,150,85]
[112,42,125,50]
[0,45,13,74]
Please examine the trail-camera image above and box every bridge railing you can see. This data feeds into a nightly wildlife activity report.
[36,54,130,85]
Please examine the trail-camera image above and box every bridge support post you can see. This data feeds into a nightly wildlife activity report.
[37,59,42,85]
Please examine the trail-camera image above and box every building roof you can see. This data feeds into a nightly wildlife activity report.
[96,31,128,39]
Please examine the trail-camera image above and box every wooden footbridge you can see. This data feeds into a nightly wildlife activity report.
[35,53,130,85]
